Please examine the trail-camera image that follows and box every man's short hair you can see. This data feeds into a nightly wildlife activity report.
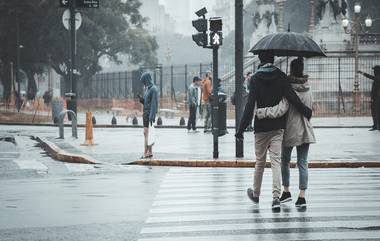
[193,76,200,82]
[258,51,274,64]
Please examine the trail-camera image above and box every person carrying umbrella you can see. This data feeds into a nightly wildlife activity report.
[235,51,312,210]
[256,57,316,208]
[358,65,380,131]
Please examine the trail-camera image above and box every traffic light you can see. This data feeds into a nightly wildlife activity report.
[192,18,208,48]
[209,17,222,32]
[210,32,223,46]
[209,17,223,47]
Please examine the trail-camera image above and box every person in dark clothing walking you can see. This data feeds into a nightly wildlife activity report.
[358,65,380,131]
[235,51,312,210]
[139,72,158,158]
[187,76,201,132]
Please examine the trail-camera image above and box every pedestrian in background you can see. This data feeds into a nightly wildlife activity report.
[202,72,212,133]
[244,71,254,132]
[217,78,225,93]
[358,65,380,131]
[139,72,158,159]
[187,76,200,133]
[235,52,312,210]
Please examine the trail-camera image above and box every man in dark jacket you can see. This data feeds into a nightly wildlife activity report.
[235,51,312,210]
[358,65,380,131]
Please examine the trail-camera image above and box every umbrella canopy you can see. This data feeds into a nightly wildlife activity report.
[249,32,326,58]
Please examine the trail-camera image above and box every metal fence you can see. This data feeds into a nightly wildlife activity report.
[70,53,379,116]
[222,53,379,116]
[72,63,213,102]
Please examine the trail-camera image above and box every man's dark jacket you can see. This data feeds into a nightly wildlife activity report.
[238,64,312,134]
[362,73,380,99]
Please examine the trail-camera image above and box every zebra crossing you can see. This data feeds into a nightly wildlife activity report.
[138,167,380,241]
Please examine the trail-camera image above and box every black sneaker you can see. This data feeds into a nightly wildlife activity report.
[279,191,292,203]
[272,198,281,209]
[295,197,306,207]
[247,188,259,204]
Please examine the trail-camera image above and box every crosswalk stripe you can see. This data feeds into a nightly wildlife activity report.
[149,201,380,214]
[146,210,380,223]
[155,189,380,199]
[138,231,380,241]
[138,168,380,241]
[141,219,379,234]
[153,191,380,206]
[159,180,380,188]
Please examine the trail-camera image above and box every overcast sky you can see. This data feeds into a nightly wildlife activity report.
[159,0,217,20]
[157,0,217,35]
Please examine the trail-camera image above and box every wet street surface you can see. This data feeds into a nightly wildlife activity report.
[1,127,380,240]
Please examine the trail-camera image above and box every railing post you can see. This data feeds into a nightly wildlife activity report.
[171,65,174,100]
[185,64,188,111]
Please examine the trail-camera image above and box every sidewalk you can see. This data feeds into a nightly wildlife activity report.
[1,110,373,128]
[2,124,379,168]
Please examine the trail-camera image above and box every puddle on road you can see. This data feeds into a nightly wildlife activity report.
[6,205,17,209]
[83,194,109,198]
[0,136,16,145]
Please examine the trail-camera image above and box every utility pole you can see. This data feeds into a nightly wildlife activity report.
[235,0,244,157]
[16,17,22,112]
[69,0,76,96]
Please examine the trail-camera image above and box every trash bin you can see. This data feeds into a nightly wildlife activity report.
[211,92,227,137]
[65,93,77,121]
[52,99,64,124]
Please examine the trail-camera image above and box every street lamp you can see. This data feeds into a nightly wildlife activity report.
[341,2,373,113]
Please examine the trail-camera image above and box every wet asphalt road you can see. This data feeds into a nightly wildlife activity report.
[0,134,168,241]
[1,130,380,240]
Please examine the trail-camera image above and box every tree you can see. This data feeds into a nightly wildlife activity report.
[0,0,158,99]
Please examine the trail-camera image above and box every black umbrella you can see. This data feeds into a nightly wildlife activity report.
[249,32,326,58]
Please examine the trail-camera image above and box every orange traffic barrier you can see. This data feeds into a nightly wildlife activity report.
[82,112,95,146]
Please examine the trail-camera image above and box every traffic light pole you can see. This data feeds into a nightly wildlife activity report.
[235,0,244,157]
[69,0,76,97]
[212,46,219,159]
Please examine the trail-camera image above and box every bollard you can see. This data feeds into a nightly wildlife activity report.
[132,116,138,125]
[179,117,186,126]
[58,110,77,139]
[157,116,163,126]
[111,116,117,125]
[82,112,94,145]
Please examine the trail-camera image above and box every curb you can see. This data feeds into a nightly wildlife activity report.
[130,159,380,168]
[35,137,98,164]
[0,122,371,129]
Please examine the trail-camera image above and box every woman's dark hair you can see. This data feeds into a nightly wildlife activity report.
[290,57,304,77]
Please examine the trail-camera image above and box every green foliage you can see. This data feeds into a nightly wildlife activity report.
[0,0,157,97]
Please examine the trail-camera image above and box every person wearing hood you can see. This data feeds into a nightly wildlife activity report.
[256,58,316,208]
[358,65,380,131]
[235,52,312,210]
[139,72,158,158]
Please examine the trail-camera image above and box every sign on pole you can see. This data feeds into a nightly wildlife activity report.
[59,0,99,8]
[62,9,82,30]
